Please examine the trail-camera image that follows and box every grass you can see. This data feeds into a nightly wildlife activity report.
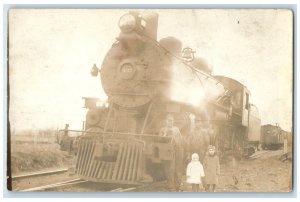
[10,142,69,175]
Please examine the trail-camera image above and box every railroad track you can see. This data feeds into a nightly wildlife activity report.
[19,179,141,192]
[19,178,86,191]
[11,168,75,191]
[12,168,143,192]
[11,166,164,192]
[110,186,139,192]
[249,150,271,159]
[12,168,69,181]
[249,150,282,160]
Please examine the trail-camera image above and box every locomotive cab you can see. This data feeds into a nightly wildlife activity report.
[213,76,261,157]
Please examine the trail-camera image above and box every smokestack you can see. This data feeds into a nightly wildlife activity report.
[140,11,159,40]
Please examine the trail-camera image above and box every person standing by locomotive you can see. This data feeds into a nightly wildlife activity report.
[159,114,185,191]
[203,145,220,192]
[186,153,205,192]
[208,124,217,145]
[187,122,210,162]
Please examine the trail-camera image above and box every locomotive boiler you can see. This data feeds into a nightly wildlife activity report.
[60,11,261,185]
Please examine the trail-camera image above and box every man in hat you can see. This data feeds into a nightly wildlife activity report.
[159,114,182,138]
[159,114,184,191]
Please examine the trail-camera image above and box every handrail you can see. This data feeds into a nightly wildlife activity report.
[58,129,172,139]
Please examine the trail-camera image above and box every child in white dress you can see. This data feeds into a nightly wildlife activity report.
[186,153,205,192]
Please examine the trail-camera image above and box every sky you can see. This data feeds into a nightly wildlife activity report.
[8,9,293,132]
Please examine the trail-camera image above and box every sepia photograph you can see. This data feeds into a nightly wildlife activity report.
[7,8,293,193]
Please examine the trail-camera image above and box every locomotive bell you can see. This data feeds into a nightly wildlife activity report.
[182,47,195,62]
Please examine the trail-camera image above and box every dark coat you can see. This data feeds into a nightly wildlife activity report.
[203,154,220,185]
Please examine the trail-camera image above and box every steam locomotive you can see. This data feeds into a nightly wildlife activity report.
[60,11,261,185]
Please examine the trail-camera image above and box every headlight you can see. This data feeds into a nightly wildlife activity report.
[119,14,136,33]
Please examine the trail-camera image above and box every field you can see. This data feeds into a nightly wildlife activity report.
[10,142,70,175]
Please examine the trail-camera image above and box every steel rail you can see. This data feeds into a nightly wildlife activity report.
[19,179,85,192]
[249,150,273,159]
[12,168,69,180]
